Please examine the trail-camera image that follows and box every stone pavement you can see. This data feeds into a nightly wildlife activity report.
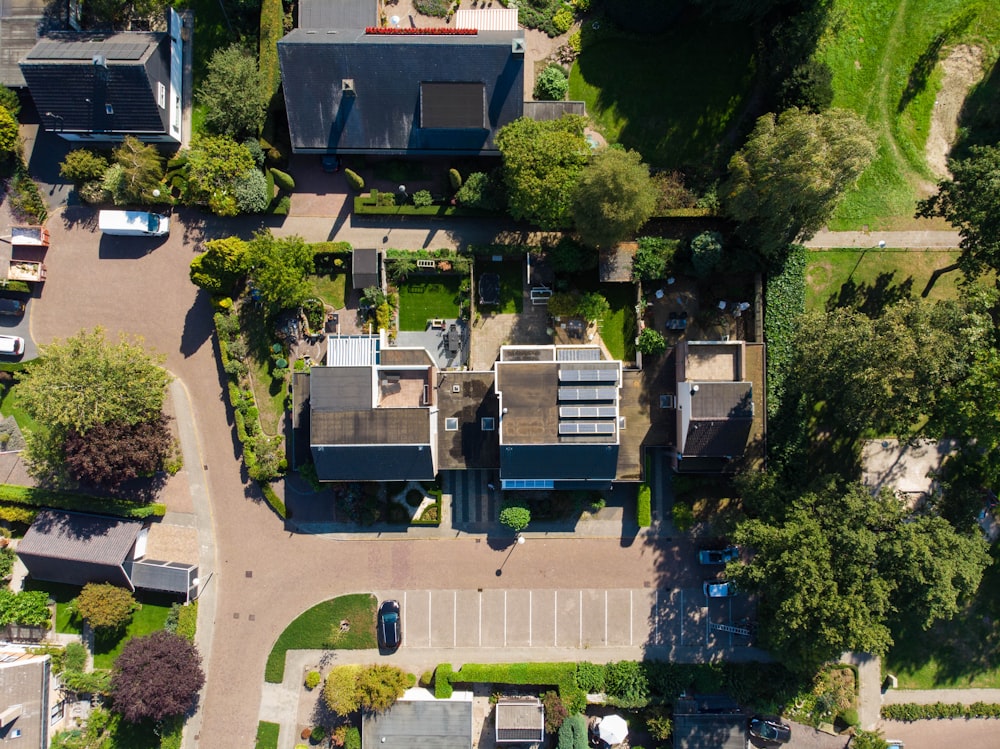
[803,229,961,249]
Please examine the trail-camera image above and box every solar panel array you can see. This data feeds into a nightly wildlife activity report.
[558,368,616,382]
[558,422,615,435]
[556,347,601,361]
[559,406,617,418]
[29,40,151,61]
[558,387,617,401]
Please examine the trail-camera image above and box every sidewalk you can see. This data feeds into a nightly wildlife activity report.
[803,230,961,249]
[882,687,1000,704]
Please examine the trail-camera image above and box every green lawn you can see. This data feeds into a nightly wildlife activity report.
[569,21,756,170]
[805,248,966,312]
[398,276,463,331]
[240,308,287,437]
[0,362,39,437]
[265,593,377,683]
[820,0,1000,229]
[255,721,280,749]
[308,272,347,310]
[597,285,637,363]
[477,258,523,314]
[92,594,174,669]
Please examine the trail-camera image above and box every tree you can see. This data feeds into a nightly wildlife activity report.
[322,664,408,715]
[245,231,315,318]
[779,60,834,112]
[730,479,988,672]
[850,731,889,749]
[198,44,266,140]
[917,144,1000,276]
[689,231,724,278]
[500,499,531,532]
[189,236,249,295]
[722,108,876,261]
[535,65,569,101]
[632,237,678,282]
[60,149,109,183]
[110,630,205,723]
[112,136,164,205]
[495,115,590,229]
[636,328,666,356]
[74,583,138,631]
[183,135,256,216]
[19,328,171,435]
[63,415,173,488]
[572,148,658,249]
[577,292,609,323]
[323,665,363,715]
[233,169,270,214]
[455,170,506,211]
[0,86,21,118]
[546,236,597,275]
[0,106,19,160]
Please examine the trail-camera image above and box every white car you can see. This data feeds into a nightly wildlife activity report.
[703,580,737,598]
[0,335,24,356]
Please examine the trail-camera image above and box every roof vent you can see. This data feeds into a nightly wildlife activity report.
[92,54,107,68]
[512,38,525,54]
[342,79,356,97]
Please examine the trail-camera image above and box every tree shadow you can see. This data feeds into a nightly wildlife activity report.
[952,52,1000,159]
[920,262,961,298]
[897,11,973,114]
[824,271,914,317]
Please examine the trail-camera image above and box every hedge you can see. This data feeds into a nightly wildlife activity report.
[466,244,537,257]
[0,484,165,519]
[449,663,584,712]
[435,663,454,698]
[412,486,442,526]
[763,245,806,418]
[882,702,1000,721]
[353,196,491,217]
[259,0,283,99]
[271,168,295,191]
[260,482,287,519]
[345,168,365,192]
[159,716,184,749]
[557,714,588,749]
[0,280,31,294]
[176,601,198,642]
[637,484,651,527]
[654,207,715,218]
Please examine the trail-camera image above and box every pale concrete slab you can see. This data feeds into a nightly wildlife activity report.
[581,589,604,648]
[506,589,531,647]
[531,589,556,648]
[430,589,456,648]
[455,590,481,649]
[482,589,506,647]
[606,589,633,647]
[555,590,582,649]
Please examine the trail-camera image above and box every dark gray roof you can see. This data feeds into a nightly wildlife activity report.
[681,419,752,459]
[16,510,141,589]
[0,0,48,87]
[300,0,376,29]
[496,700,544,743]
[311,366,372,412]
[437,372,500,470]
[672,714,745,749]
[278,29,524,155]
[127,559,197,594]
[352,248,379,289]
[311,408,430,444]
[501,443,618,481]
[363,699,472,749]
[20,32,170,135]
[312,444,435,481]
[421,82,485,128]
[690,382,753,420]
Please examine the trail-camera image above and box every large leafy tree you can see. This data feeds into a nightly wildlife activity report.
[74,583,138,632]
[917,144,1000,276]
[731,479,989,672]
[572,147,658,249]
[245,231,315,318]
[112,136,164,205]
[110,630,205,723]
[495,114,590,230]
[197,44,266,141]
[722,108,876,261]
[183,135,256,216]
[189,236,249,296]
[63,415,173,488]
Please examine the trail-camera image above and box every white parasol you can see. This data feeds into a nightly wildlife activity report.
[598,715,628,746]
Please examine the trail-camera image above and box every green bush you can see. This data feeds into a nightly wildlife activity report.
[0,484,165,519]
[671,501,694,532]
[637,484,652,527]
[881,702,1000,720]
[9,166,47,224]
[0,546,13,580]
[636,329,666,357]
[689,231,724,278]
[557,714,588,749]
[552,6,574,33]
[64,642,87,672]
[0,589,49,627]
[0,280,30,294]
[270,195,291,215]
[271,168,295,191]
[535,65,569,101]
[435,664,454,698]
[632,236,679,281]
[304,670,322,690]
[61,668,111,695]
[415,0,452,17]
[604,660,650,707]
[344,168,365,191]
[311,727,326,742]
[449,663,584,713]
[345,727,361,749]
[412,189,434,208]
[60,149,109,183]
[764,245,806,418]
[575,662,606,693]
[455,170,506,212]
[499,499,531,532]
[234,169,270,214]
[448,168,462,190]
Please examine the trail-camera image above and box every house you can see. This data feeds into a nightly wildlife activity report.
[672,340,764,473]
[0,649,59,748]
[495,345,622,490]
[306,334,438,482]
[277,0,524,156]
[0,0,48,88]
[495,698,545,744]
[19,8,184,143]
[16,510,199,600]
[362,689,473,749]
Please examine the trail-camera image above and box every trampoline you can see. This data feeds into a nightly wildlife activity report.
[479,273,500,305]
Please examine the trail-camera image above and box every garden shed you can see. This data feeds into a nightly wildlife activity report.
[495,698,545,743]
[352,248,380,290]
[362,691,473,749]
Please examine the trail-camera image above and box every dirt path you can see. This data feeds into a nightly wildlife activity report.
[925,44,984,178]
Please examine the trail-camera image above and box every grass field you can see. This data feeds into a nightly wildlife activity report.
[0,361,38,437]
[596,285,637,362]
[569,21,755,170]
[255,722,280,749]
[820,0,1000,229]
[308,272,347,310]
[805,248,965,312]
[265,593,377,683]
[92,595,174,669]
[22,580,82,633]
[476,258,522,314]
[398,276,462,331]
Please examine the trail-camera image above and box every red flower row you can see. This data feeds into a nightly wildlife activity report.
[365,26,478,35]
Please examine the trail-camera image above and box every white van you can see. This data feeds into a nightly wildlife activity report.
[0,335,24,355]
[98,210,169,237]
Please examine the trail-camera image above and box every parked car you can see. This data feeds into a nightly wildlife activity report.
[748,716,791,744]
[377,599,401,650]
[703,580,737,598]
[698,545,739,565]
[0,335,24,356]
[0,298,25,316]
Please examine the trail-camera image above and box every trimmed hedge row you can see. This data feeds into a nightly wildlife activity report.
[882,702,1000,721]
[637,484,651,527]
[412,486,442,526]
[448,663,585,712]
[435,663,454,698]
[0,483,165,519]
[763,245,806,418]
[259,0,283,99]
[260,482,287,519]
[353,196,492,217]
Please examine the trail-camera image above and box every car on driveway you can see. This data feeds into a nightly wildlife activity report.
[703,580,737,598]
[748,715,791,744]
[0,335,24,356]
[698,545,739,565]
[377,599,401,650]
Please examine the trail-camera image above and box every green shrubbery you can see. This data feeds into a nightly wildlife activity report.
[535,65,569,101]
[449,663,585,713]
[763,245,806,418]
[448,168,462,190]
[271,168,295,191]
[557,714,588,749]
[434,663,454,698]
[345,168,365,191]
[455,171,506,212]
[0,483,165,519]
[637,484,652,526]
[882,702,1000,720]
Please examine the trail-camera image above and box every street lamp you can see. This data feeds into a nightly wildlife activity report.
[398,184,407,201]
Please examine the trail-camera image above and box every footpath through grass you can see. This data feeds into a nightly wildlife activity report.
[265,593,377,683]
[820,0,1000,229]
[569,21,755,170]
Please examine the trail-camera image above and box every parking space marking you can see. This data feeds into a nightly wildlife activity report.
[554,591,558,647]
[453,591,457,647]
[679,589,683,645]
[654,589,659,645]
[478,590,482,647]
[428,590,432,647]
[403,591,407,645]
[579,590,583,648]
[504,590,507,647]
[629,590,633,646]
[605,590,608,645]
[529,591,532,646]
